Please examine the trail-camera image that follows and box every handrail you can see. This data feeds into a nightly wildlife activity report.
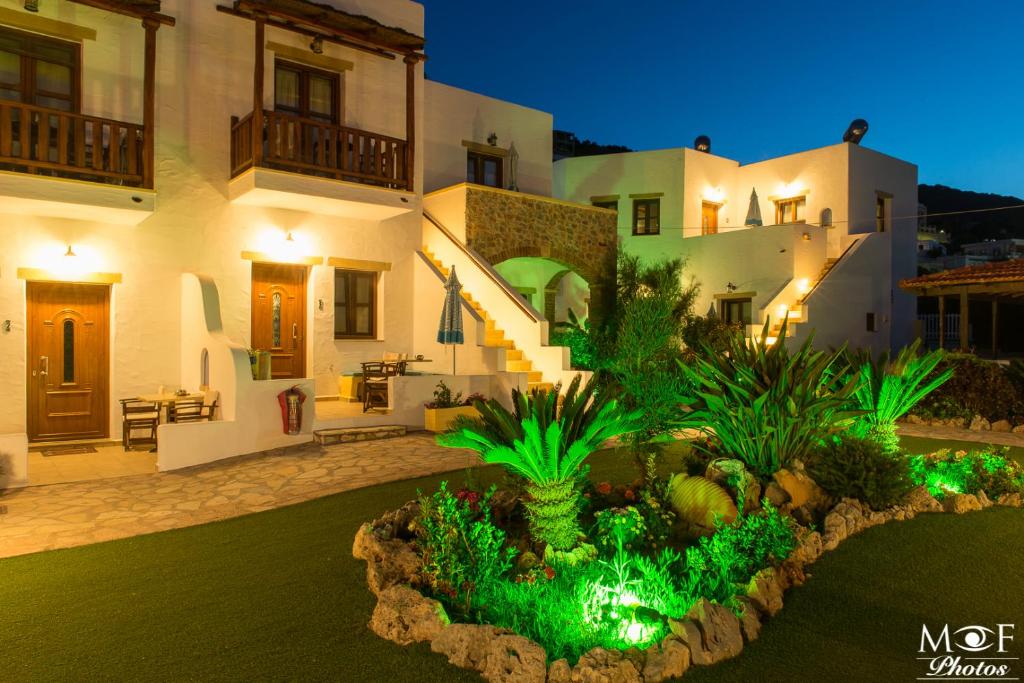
[803,237,861,303]
[423,209,545,323]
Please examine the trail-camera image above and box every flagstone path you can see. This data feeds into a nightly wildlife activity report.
[0,434,478,560]
[897,422,1024,448]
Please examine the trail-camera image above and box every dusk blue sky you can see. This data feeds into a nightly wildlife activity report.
[423,1,1024,198]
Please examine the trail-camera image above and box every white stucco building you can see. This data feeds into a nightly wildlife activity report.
[554,137,918,351]
[0,0,918,488]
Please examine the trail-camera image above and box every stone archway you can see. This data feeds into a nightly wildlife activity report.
[461,186,617,323]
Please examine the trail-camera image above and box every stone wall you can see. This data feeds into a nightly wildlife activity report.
[463,186,617,322]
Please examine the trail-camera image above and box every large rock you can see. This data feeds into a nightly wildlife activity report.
[481,634,548,683]
[570,647,641,683]
[548,659,573,683]
[991,419,1012,433]
[430,623,504,671]
[705,458,761,513]
[668,619,711,666]
[764,482,791,508]
[977,490,994,508]
[744,567,785,617]
[997,492,1023,508]
[353,523,422,595]
[943,493,982,514]
[905,486,943,513]
[772,468,828,511]
[642,639,690,683]
[788,528,824,567]
[969,416,991,431]
[1012,425,1024,434]
[734,597,762,642]
[682,599,744,665]
[369,585,449,645]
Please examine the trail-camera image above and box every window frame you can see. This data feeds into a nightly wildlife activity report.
[701,200,721,235]
[875,193,891,232]
[774,196,806,225]
[866,312,877,332]
[632,197,661,235]
[592,199,618,211]
[333,269,378,340]
[273,58,341,124]
[720,297,753,326]
[0,25,81,113]
[467,150,504,188]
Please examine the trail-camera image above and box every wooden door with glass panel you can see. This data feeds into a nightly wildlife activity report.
[27,282,109,442]
[251,263,306,379]
[701,201,719,235]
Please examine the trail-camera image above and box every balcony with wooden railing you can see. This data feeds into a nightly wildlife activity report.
[230,109,410,191]
[0,101,149,188]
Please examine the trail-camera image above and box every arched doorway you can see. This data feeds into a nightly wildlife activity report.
[493,257,591,326]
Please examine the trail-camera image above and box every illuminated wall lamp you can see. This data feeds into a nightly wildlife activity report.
[309,35,324,54]
[65,244,76,258]
[24,0,39,11]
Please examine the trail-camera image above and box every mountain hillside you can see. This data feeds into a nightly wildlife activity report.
[919,184,1024,248]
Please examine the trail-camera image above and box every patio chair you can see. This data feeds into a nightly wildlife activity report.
[168,398,206,423]
[120,398,159,450]
[361,361,399,412]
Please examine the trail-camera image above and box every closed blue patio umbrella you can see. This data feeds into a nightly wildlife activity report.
[437,266,464,375]
[745,188,763,227]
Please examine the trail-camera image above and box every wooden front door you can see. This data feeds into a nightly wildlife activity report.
[701,202,719,235]
[251,263,306,379]
[27,282,110,442]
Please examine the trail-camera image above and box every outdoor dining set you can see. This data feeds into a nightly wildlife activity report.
[119,390,219,450]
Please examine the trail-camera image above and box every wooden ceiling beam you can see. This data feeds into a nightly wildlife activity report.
[66,0,175,26]
[216,4,396,60]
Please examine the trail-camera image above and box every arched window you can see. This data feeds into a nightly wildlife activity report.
[820,208,833,227]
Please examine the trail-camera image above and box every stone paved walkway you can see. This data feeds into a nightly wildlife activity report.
[897,423,1024,448]
[0,434,478,560]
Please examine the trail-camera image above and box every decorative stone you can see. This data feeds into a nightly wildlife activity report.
[1012,425,1024,434]
[991,419,1012,433]
[996,492,1023,508]
[369,585,450,645]
[570,647,641,682]
[353,524,422,595]
[764,482,790,507]
[789,528,824,566]
[943,493,982,514]
[735,597,762,642]
[705,458,761,513]
[905,486,943,513]
[642,638,690,683]
[430,624,504,671]
[977,490,994,508]
[548,658,572,683]
[969,416,991,431]
[684,598,744,664]
[481,634,548,683]
[904,414,925,424]
[772,468,828,511]
[744,568,785,616]
[668,619,709,665]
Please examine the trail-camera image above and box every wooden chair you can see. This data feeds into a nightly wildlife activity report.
[361,361,399,413]
[120,399,159,450]
[168,397,218,423]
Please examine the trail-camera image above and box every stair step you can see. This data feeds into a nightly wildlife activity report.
[528,382,555,394]
[506,359,533,372]
[527,370,543,383]
[505,349,524,361]
[484,331,507,346]
[313,425,406,446]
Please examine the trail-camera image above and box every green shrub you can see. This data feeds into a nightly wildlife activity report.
[416,482,516,614]
[806,435,914,510]
[908,447,1024,499]
[677,318,860,477]
[913,354,1023,422]
[551,309,596,370]
[438,375,640,551]
[847,340,952,453]
[683,501,797,605]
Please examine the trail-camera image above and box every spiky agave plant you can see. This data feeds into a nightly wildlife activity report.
[677,317,861,478]
[439,375,640,551]
[847,339,953,453]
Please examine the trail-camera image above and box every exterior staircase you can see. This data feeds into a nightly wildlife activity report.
[763,245,851,343]
[422,247,554,394]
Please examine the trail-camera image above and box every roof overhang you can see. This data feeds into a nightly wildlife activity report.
[67,0,175,26]
[219,0,424,59]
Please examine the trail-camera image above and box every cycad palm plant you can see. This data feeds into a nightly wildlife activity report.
[848,339,953,453]
[677,317,860,478]
[439,375,640,551]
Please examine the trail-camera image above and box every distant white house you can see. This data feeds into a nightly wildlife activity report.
[553,136,919,352]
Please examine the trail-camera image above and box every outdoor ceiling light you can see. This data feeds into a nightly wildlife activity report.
[65,244,76,257]
[310,35,324,54]
[24,0,39,11]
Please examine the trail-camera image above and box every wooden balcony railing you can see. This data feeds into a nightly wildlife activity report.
[0,101,148,188]
[230,109,410,191]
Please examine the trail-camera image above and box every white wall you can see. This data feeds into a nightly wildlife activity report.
[493,258,590,322]
[424,80,553,196]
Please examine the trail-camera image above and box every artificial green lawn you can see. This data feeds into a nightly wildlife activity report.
[2,437,1023,682]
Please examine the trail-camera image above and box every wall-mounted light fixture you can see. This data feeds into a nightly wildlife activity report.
[309,35,324,54]
[65,244,76,258]
[726,282,737,292]
[802,232,811,241]
[285,231,295,242]
[487,132,498,146]
[24,0,39,12]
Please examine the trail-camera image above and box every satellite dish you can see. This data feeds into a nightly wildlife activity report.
[694,135,711,153]
[843,119,869,144]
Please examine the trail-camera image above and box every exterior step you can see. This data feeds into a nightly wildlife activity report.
[505,349,524,361]
[505,359,533,372]
[484,330,507,346]
[313,425,406,446]
[528,382,554,394]
[527,370,543,383]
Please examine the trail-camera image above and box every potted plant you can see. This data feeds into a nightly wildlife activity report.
[424,381,483,432]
